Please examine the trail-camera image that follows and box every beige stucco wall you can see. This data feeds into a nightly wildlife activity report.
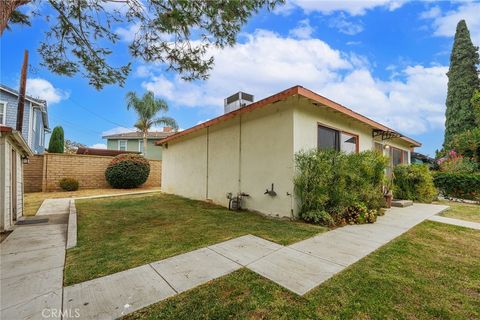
[0,134,25,231]
[162,95,416,218]
[293,97,376,153]
[162,98,296,217]
[162,130,208,200]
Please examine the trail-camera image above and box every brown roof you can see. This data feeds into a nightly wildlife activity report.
[156,85,421,147]
[76,147,140,156]
[103,131,174,140]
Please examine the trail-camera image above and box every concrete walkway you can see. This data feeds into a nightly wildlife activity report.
[428,215,480,230]
[1,202,453,319]
[61,203,449,319]
[0,221,67,319]
[36,198,71,216]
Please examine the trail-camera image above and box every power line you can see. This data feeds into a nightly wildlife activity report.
[68,97,131,128]
[49,115,103,135]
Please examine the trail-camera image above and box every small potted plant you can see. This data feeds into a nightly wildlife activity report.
[383,177,394,208]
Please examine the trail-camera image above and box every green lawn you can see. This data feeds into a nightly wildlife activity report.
[436,200,480,223]
[124,222,480,320]
[64,193,324,286]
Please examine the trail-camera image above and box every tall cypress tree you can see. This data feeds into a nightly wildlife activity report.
[48,126,65,153]
[444,20,480,147]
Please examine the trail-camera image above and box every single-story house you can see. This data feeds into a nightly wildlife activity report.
[103,128,174,160]
[0,126,33,232]
[156,86,421,218]
[0,84,50,154]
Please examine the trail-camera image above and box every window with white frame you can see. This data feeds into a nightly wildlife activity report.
[118,140,127,151]
[32,110,37,139]
[0,101,6,124]
[138,139,144,154]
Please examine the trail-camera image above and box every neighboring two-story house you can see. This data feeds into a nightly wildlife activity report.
[103,128,174,160]
[0,84,50,154]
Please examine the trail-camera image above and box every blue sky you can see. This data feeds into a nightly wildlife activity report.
[1,1,479,156]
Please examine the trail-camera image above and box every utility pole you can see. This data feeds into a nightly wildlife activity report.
[16,49,28,132]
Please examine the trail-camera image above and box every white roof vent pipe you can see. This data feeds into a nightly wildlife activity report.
[224,92,254,114]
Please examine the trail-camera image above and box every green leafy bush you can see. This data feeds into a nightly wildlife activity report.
[59,177,79,191]
[393,164,437,203]
[433,172,480,201]
[294,149,387,226]
[105,154,150,188]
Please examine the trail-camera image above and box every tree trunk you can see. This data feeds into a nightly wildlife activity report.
[0,0,31,36]
[143,131,148,158]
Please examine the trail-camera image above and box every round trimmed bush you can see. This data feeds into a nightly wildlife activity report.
[105,154,150,188]
[59,177,79,191]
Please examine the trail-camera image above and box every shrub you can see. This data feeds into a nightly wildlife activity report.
[433,172,480,201]
[343,203,377,224]
[438,149,479,173]
[59,177,79,191]
[294,149,387,226]
[393,164,437,203]
[48,126,64,153]
[447,128,480,163]
[105,154,150,188]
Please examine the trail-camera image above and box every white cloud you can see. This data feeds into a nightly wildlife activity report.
[142,29,351,107]
[102,127,135,136]
[281,0,406,16]
[115,23,140,42]
[346,40,362,46]
[421,2,480,44]
[289,19,314,39]
[321,65,448,134]
[116,23,173,43]
[26,78,68,104]
[329,13,364,35]
[140,29,448,136]
[90,143,107,149]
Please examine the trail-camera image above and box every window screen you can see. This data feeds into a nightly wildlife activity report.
[391,147,403,166]
[317,125,339,151]
[402,150,409,164]
[340,132,357,154]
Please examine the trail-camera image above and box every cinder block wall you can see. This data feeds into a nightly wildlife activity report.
[23,155,44,192]
[24,153,161,192]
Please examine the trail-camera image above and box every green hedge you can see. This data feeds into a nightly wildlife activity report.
[294,150,387,226]
[105,154,150,188]
[433,172,480,201]
[393,164,437,203]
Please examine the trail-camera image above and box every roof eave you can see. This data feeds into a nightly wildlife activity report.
[156,85,421,147]
[0,127,34,156]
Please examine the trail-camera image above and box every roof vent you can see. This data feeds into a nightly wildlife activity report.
[224,92,254,114]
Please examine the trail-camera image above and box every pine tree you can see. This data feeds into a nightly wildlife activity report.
[444,20,480,147]
[48,126,64,153]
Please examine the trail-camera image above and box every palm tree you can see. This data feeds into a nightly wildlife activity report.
[126,91,178,158]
